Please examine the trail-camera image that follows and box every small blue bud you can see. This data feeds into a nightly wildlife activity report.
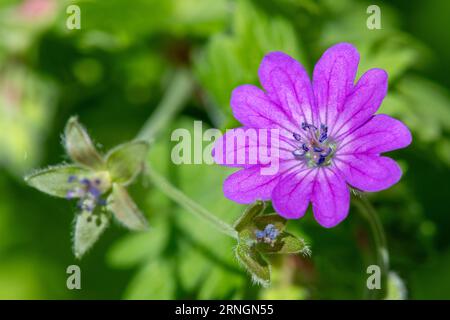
[256,230,265,239]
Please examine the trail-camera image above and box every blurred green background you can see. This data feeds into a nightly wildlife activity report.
[1,0,449,299]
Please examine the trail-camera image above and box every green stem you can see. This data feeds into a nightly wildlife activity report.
[136,69,238,240]
[146,165,238,239]
[354,195,389,300]
[137,69,193,142]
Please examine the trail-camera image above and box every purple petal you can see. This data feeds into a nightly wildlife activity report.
[338,114,412,155]
[331,68,388,138]
[311,168,350,228]
[231,84,296,132]
[258,51,317,126]
[313,43,360,127]
[335,154,402,192]
[213,127,293,167]
[223,165,283,204]
[272,168,316,219]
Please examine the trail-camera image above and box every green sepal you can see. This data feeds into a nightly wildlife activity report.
[73,210,109,259]
[24,165,89,198]
[233,200,266,232]
[64,116,105,170]
[235,242,270,286]
[107,183,149,231]
[106,140,149,185]
[256,231,310,255]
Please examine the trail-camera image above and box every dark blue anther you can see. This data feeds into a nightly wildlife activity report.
[320,124,328,133]
[293,149,305,157]
[313,146,323,153]
[80,178,91,186]
[302,143,309,152]
[317,156,326,165]
[319,132,328,143]
[88,186,101,198]
[293,133,302,141]
[321,147,332,157]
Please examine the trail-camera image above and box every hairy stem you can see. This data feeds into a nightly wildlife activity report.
[146,165,238,239]
[354,195,389,300]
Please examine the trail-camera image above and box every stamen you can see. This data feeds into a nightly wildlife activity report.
[66,176,107,212]
[302,143,309,152]
[293,133,302,141]
[292,149,305,157]
[301,122,307,130]
[301,122,317,131]
[293,122,335,167]
[317,156,326,165]
[313,146,323,153]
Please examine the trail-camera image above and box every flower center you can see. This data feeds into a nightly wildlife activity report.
[66,171,111,212]
[291,123,336,167]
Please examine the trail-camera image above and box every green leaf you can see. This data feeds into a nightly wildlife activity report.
[256,232,310,255]
[107,183,148,231]
[64,116,105,170]
[195,0,303,122]
[106,140,149,185]
[235,243,270,286]
[233,200,266,232]
[24,165,89,198]
[73,211,109,259]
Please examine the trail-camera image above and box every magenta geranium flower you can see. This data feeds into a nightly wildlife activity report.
[214,43,412,228]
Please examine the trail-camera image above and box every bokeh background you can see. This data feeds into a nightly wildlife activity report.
[1,0,449,299]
